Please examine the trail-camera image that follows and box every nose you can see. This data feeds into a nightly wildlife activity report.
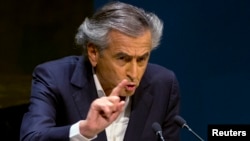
[127,60,138,81]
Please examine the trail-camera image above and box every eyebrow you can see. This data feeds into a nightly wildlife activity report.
[139,52,150,58]
[114,52,150,58]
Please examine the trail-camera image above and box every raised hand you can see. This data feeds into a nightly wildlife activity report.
[79,79,129,138]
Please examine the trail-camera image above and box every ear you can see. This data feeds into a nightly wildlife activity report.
[87,43,99,67]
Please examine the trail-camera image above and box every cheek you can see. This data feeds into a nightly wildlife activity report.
[101,64,122,80]
[112,67,126,79]
[137,67,147,79]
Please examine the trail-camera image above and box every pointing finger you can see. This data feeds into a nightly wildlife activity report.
[110,79,128,96]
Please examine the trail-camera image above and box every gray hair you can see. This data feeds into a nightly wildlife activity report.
[75,1,163,56]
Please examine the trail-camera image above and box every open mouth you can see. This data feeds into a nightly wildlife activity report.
[125,84,136,91]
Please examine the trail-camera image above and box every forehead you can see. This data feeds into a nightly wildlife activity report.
[107,30,152,54]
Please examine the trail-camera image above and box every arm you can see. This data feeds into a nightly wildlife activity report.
[20,64,128,141]
[20,65,71,141]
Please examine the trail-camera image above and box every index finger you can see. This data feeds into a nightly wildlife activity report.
[110,79,128,96]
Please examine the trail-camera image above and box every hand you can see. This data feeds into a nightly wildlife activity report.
[79,79,128,138]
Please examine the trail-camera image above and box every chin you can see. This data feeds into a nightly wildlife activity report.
[123,91,135,97]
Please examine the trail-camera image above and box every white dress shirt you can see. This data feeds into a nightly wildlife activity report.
[69,71,131,141]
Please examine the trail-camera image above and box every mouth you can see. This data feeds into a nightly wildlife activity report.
[125,83,136,91]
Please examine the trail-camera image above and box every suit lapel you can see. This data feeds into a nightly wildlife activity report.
[71,83,97,119]
[70,58,107,141]
[70,58,97,119]
[124,80,153,141]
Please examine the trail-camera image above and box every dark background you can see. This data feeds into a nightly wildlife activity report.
[0,0,93,140]
[1,0,250,140]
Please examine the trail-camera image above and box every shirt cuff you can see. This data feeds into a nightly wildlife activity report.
[69,121,97,141]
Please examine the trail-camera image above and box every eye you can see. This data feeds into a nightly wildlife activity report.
[117,55,131,62]
[137,56,147,62]
[118,56,125,60]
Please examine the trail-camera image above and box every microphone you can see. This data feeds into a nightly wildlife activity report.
[174,115,204,141]
[152,122,165,141]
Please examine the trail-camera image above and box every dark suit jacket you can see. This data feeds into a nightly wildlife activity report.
[20,56,180,141]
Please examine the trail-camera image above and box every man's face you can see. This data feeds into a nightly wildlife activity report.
[88,30,152,96]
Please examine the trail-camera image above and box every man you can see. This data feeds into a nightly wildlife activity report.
[20,1,181,141]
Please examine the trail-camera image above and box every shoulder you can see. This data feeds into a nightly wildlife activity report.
[33,55,86,73]
[32,55,87,80]
[36,56,82,69]
[145,63,176,81]
[140,63,179,89]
